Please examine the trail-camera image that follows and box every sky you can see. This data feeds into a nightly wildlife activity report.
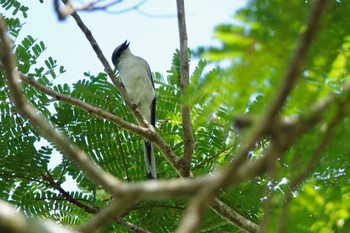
[13,0,247,190]
[20,0,247,84]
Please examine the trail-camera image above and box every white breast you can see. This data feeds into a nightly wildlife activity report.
[117,54,155,122]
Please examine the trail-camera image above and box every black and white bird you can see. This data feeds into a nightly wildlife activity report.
[111,40,157,179]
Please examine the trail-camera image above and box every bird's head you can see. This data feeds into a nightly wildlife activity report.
[111,40,130,67]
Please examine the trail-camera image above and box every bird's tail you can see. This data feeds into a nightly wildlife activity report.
[143,140,157,179]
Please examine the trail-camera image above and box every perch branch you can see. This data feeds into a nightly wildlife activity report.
[63,0,146,126]
[61,0,183,175]
[15,70,145,136]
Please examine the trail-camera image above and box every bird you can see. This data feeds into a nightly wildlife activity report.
[111,40,157,179]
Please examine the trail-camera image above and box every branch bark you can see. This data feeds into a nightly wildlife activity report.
[210,199,259,233]
[176,0,194,176]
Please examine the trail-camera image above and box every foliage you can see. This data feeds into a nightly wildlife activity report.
[1,0,350,232]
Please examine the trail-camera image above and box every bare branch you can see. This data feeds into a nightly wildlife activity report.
[76,0,148,15]
[14,69,146,137]
[74,0,123,11]
[210,199,259,233]
[114,217,151,233]
[56,0,172,18]
[176,0,194,177]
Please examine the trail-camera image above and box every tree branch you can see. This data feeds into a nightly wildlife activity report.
[55,0,151,17]
[42,171,99,213]
[176,0,194,176]
[210,199,259,233]
[15,70,145,136]
[74,0,123,11]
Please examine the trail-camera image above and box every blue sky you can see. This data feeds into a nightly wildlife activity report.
[21,0,246,84]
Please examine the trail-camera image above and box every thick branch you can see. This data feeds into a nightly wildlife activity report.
[176,0,194,176]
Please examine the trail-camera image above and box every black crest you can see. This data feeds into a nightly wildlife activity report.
[111,40,130,66]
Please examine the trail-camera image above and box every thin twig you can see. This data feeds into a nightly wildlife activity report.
[176,0,194,177]
[42,172,99,213]
[43,169,148,232]
[114,217,151,233]
[75,0,123,11]
[210,199,259,233]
